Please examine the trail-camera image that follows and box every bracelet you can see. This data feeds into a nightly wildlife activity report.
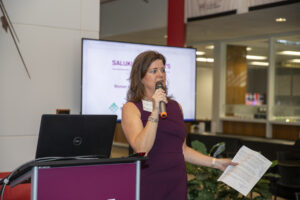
[148,116,158,123]
[211,158,216,167]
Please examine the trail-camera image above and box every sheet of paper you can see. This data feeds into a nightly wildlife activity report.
[217,145,272,196]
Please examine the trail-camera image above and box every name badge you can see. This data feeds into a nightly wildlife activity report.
[142,100,152,112]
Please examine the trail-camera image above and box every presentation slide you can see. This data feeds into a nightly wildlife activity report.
[82,39,196,121]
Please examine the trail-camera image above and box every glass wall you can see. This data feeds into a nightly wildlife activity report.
[220,33,300,139]
[223,34,300,121]
[224,39,268,120]
[195,43,214,120]
[273,35,300,122]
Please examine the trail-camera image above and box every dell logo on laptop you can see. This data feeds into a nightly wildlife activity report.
[73,136,83,146]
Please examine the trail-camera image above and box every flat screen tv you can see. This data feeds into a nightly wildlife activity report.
[81,39,196,121]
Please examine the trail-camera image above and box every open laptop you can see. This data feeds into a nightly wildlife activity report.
[35,114,117,159]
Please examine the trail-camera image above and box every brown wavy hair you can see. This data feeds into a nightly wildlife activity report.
[127,51,166,102]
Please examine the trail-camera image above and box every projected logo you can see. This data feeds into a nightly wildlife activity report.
[109,103,119,113]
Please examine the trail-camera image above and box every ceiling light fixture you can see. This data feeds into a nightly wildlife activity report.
[288,59,300,63]
[246,55,267,60]
[283,63,300,68]
[205,45,214,50]
[249,61,269,66]
[196,57,214,62]
[196,51,205,56]
[278,51,300,56]
[246,47,252,51]
[275,17,286,22]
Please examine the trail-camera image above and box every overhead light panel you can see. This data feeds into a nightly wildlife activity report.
[278,51,300,56]
[246,55,267,60]
[288,59,300,63]
[275,17,286,22]
[281,60,300,68]
[249,61,269,66]
[246,47,252,51]
[196,57,214,62]
[196,51,205,56]
[205,45,214,50]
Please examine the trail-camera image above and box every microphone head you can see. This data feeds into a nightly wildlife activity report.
[155,81,165,90]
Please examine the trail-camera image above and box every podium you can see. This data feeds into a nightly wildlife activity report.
[8,157,146,200]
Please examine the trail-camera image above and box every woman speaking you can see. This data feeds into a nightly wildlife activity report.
[121,50,236,200]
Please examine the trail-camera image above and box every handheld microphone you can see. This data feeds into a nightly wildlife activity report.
[155,81,167,118]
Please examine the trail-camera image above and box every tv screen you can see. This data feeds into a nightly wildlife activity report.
[81,39,196,121]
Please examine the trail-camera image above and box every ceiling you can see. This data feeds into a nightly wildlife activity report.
[101,2,300,68]
[102,2,300,46]
[187,2,300,45]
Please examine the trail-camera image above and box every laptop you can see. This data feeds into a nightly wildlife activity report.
[35,114,117,159]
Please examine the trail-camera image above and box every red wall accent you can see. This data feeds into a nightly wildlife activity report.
[167,0,185,47]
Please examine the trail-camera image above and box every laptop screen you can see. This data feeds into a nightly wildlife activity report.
[35,114,117,159]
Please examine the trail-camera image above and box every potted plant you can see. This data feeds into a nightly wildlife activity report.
[186,140,278,200]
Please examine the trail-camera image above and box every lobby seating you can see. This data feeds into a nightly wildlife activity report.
[271,151,300,200]
[0,172,30,200]
[187,134,300,199]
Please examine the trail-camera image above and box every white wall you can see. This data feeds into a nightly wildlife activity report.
[196,67,213,120]
[0,0,100,172]
[100,0,167,37]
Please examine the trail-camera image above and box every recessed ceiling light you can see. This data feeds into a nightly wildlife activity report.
[246,47,252,51]
[288,59,300,63]
[205,45,214,50]
[246,55,267,60]
[196,57,214,62]
[275,17,286,22]
[249,61,269,66]
[196,51,205,56]
[278,51,300,56]
[283,63,300,68]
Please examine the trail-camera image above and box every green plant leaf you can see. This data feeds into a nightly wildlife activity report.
[263,172,280,179]
[209,142,225,157]
[187,141,278,200]
[186,162,198,175]
[270,160,278,167]
[191,140,208,155]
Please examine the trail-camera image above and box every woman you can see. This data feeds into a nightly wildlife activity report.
[121,51,236,200]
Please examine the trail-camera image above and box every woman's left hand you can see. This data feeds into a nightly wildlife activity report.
[214,158,238,171]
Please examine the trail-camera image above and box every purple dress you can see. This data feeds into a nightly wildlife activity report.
[133,100,187,200]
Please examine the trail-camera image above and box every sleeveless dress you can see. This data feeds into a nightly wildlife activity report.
[133,100,187,200]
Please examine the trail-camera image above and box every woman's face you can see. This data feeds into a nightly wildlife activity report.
[142,59,166,94]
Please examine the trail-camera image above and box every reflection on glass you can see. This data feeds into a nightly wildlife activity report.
[274,35,300,122]
[225,39,268,120]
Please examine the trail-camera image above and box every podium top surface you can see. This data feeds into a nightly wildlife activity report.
[6,156,147,185]
[34,156,146,167]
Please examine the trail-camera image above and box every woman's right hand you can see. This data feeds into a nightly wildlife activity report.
[151,88,167,112]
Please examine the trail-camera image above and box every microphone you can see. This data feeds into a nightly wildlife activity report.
[155,81,167,118]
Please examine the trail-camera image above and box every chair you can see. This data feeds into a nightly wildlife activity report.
[296,192,300,200]
[295,139,300,150]
[0,172,30,200]
[271,151,300,200]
